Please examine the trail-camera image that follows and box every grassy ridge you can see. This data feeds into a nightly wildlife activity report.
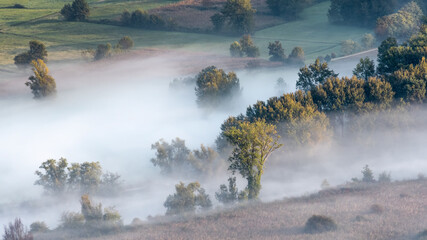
[0,0,372,66]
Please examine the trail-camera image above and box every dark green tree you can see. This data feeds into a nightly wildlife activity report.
[210,13,225,32]
[14,40,48,67]
[218,0,255,34]
[361,165,375,183]
[296,59,338,91]
[60,0,90,21]
[266,0,312,19]
[376,37,398,76]
[164,182,212,215]
[353,57,376,81]
[224,119,282,199]
[268,41,286,62]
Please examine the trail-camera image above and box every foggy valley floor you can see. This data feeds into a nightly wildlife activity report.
[35,179,427,240]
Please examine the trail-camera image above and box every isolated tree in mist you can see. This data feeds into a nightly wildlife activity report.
[268,41,286,62]
[68,162,103,193]
[14,40,47,67]
[361,33,375,49]
[341,39,357,55]
[296,58,338,91]
[35,158,68,193]
[195,66,241,107]
[116,36,134,50]
[224,119,282,199]
[362,165,375,183]
[353,57,375,81]
[288,46,305,65]
[164,182,212,215]
[60,0,90,21]
[94,43,112,61]
[26,59,56,99]
[3,218,33,240]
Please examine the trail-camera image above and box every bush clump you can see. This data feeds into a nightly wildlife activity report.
[304,215,337,234]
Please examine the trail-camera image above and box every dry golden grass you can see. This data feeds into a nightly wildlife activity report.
[38,179,427,240]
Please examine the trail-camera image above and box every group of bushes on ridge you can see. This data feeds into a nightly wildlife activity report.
[120,9,171,30]
[34,158,121,195]
[229,36,305,66]
[82,36,134,61]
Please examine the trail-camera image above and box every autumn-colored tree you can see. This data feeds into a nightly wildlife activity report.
[26,59,56,99]
[224,119,282,199]
[195,66,241,107]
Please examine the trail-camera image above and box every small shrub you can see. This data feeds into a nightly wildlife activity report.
[378,171,391,183]
[116,36,134,51]
[164,182,212,215]
[3,218,33,240]
[370,204,384,214]
[94,43,112,61]
[10,4,26,8]
[304,215,337,234]
[230,41,243,57]
[320,179,330,189]
[29,221,49,233]
[60,212,85,229]
[362,165,375,183]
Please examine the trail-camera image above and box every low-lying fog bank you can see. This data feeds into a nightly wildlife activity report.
[1,52,426,229]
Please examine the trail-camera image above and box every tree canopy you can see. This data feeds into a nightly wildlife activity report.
[195,66,241,107]
[14,40,47,67]
[224,119,282,199]
[212,0,255,34]
[61,0,90,21]
[297,59,338,91]
[26,59,56,99]
[164,182,212,215]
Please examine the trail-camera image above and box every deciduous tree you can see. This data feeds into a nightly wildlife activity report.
[224,119,282,199]
[26,59,56,99]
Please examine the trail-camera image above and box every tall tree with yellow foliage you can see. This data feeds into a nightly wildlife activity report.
[26,59,56,99]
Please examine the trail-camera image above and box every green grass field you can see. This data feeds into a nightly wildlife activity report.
[0,0,372,67]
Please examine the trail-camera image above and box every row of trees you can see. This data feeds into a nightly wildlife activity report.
[150,138,220,176]
[229,36,305,65]
[376,2,424,40]
[34,158,121,195]
[120,9,168,30]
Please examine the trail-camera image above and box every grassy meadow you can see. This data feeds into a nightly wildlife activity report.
[0,0,372,68]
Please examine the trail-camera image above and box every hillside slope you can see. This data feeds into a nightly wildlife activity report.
[38,179,427,240]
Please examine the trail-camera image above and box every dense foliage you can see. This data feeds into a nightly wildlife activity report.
[224,119,282,199]
[195,66,241,107]
[328,0,398,27]
[296,59,338,91]
[211,0,255,34]
[376,2,424,40]
[151,138,219,176]
[60,0,90,21]
[164,182,212,215]
[14,40,47,67]
[34,158,121,195]
[120,10,166,30]
[26,60,56,99]
[268,41,286,62]
[266,0,313,20]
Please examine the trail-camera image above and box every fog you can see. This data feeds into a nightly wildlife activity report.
[0,53,426,230]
